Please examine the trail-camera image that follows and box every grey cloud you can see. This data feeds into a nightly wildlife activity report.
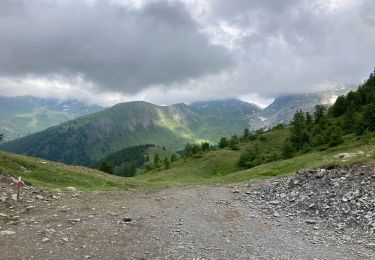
[0,0,233,94]
[1,0,375,105]
[205,0,375,98]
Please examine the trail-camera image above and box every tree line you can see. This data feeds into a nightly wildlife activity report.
[284,68,375,158]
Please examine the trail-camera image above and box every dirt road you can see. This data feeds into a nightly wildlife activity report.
[1,181,374,260]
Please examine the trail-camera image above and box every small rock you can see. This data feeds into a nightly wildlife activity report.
[305,219,318,224]
[69,218,81,223]
[42,237,49,243]
[65,187,77,191]
[107,211,118,216]
[122,217,133,223]
[365,243,375,249]
[35,195,44,200]
[0,230,15,235]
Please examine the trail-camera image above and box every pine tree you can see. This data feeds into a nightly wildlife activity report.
[342,104,356,133]
[281,140,295,158]
[163,158,170,170]
[243,128,250,140]
[314,105,327,123]
[326,126,343,147]
[363,104,375,131]
[229,135,239,150]
[290,110,308,150]
[201,142,210,152]
[305,112,313,126]
[98,161,113,174]
[170,154,177,162]
[331,95,347,117]
[237,145,260,168]
[119,163,137,177]
[154,153,160,168]
[218,137,229,148]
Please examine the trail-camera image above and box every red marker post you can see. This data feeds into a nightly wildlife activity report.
[15,177,24,201]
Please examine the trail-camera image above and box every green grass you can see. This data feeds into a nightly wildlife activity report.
[0,151,133,191]
[1,131,375,191]
[131,131,375,189]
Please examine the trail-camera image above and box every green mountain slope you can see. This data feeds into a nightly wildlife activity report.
[0,100,259,166]
[0,96,103,141]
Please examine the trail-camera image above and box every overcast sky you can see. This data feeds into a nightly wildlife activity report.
[0,0,374,107]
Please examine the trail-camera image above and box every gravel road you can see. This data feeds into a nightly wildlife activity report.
[1,175,374,260]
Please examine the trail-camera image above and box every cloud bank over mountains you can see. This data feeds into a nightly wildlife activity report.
[0,0,374,106]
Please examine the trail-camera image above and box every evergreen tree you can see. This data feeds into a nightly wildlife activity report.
[281,140,295,159]
[163,157,170,170]
[363,104,375,131]
[354,121,365,136]
[243,128,250,140]
[305,112,313,126]
[314,105,327,123]
[98,161,113,174]
[201,142,210,152]
[237,145,260,168]
[331,95,347,117]
[218,137,229,148]
[229,135,239,150]
[0,133,3,142]
[290,110,309,150]
[118,163,137,177]
[311,133,325,147]
[326,126,343,147]
[154,153,160,168]
[170,154,177,162]
[342,104,356,133]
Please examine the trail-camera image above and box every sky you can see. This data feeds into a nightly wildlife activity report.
[0,0,374,107]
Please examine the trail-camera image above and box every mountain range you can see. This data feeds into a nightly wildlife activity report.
[248,85,355,130]
[0,99,260,166]
[0,96,103,141]
[0,86,354,166]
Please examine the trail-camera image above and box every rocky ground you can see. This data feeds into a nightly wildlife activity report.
[1,165,375,260]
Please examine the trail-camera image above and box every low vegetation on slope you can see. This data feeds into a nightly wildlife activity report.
[0,151,131,190]
[0,134,374,191]
[131,129,375,189]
